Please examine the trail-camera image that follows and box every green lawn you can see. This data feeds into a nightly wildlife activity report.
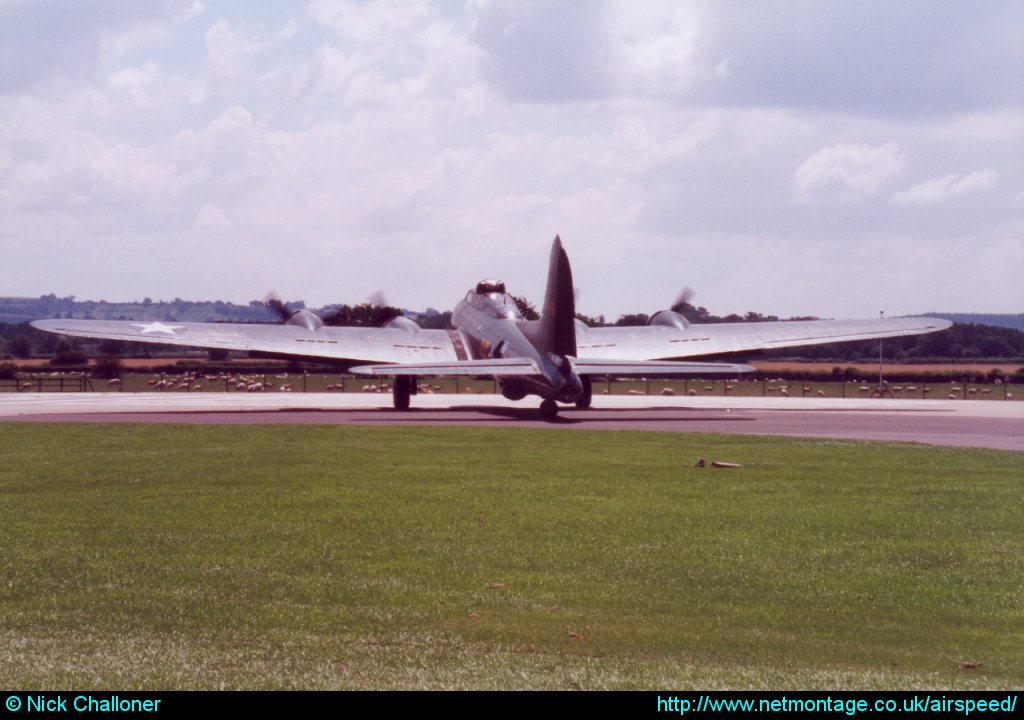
[1,424,1020,689]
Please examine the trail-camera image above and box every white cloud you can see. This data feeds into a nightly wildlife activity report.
[793,143,905,202]
[606,1,704,96]
[205,20,257,81]
[0,0,201,94]
[82,63,205,115]
[891,170,998,205]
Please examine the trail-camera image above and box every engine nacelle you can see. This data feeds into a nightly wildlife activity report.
[648,310,689,331]
[500,381,527,401]
[285,309,325,331]
[384,316,421,333]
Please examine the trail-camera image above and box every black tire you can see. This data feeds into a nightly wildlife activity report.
[540,398,558,420]
[575,376,592,409]
[394,377,411,410]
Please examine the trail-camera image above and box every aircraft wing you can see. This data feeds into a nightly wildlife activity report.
[575,317,953,361]
[29,318,462,366]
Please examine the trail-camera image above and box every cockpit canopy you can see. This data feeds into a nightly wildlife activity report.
[470,279,521,319]
[475,279,506,295]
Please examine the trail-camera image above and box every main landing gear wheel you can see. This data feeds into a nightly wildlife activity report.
[393,376,411,410]
[575,376,592,409]
[539,398,559,420]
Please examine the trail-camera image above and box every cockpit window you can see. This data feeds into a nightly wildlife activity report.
[475,279,506,295]
[470,280,522,319]
[494,301,521,319]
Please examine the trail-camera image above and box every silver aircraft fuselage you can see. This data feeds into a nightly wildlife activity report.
[452,289,584,403]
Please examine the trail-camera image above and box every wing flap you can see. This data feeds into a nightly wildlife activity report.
[572,358,754,376]
[351,358,540,376]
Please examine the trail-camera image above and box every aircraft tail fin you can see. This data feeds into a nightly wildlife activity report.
[536,235,577,357]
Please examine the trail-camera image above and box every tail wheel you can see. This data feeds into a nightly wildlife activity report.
[394,376,411,410]
[575,376,592,409]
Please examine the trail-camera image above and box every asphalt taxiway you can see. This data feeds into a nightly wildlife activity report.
[2,393,1021,451]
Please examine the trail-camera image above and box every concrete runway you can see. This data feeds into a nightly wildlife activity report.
[3,392,1021,451]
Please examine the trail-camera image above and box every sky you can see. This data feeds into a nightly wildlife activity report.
[1,0,1022,320]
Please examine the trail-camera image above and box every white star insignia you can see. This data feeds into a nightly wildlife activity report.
[132,322,185,335]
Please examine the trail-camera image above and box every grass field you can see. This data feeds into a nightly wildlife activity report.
[1,424,1021,689]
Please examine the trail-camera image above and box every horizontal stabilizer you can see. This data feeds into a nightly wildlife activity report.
[572,358,754,376]
[350,357,540,376]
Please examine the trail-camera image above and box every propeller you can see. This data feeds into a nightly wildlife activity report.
[262,290,402,329]
[263,292,295,321]
[368,290,388,309]
[264,292,325,330]
[670,286,696,314]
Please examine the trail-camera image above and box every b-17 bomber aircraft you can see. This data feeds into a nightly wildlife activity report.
[32,236,951,418]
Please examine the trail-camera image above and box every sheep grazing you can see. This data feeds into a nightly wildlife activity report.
[780,388,789,397]
[660,388,675,396]
[107,378,122,387]
[816,390,825,397]
[687,388,697,396]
